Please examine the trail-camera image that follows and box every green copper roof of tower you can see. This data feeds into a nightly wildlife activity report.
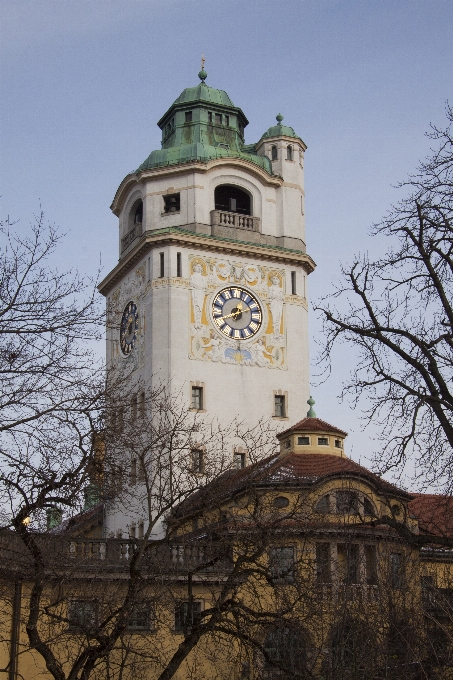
[137,72,273,175]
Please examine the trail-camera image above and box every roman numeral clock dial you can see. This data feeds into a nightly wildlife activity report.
[212,286,263,340]
[120,301,138,355]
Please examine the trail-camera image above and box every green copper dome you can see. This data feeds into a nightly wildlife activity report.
[260,114,301,140]
[137,74,273,175]
[171,82,235,108]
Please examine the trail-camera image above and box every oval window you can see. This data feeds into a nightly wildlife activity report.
[273,496,289,508]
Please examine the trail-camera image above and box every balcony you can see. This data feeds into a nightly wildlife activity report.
[121,222,143,253]
[211,210,260,233]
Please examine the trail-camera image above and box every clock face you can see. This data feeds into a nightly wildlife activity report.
[212,286,263,340]
[120,301,138,355]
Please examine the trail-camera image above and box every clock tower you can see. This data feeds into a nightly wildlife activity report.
[99,67,315,446]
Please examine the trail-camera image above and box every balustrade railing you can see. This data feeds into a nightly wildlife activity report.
[211,210,260,232]
[121,222,143,252]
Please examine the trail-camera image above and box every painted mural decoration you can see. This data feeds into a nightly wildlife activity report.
[188,255,287,370]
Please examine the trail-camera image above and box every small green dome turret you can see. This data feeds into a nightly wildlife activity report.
[260,114,301,141]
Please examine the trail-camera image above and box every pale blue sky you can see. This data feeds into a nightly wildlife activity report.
[1,0,452,485]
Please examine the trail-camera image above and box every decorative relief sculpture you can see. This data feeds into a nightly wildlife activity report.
[268,274,284,342]
[190,263,208,330]
[188,255,287,370]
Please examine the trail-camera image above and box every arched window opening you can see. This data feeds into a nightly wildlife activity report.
[315,494,331,514]
[271,145,278,161]
[215,185,251,216]
[286,145,293,161]
[134,202,143,225]
[128,200,143,232]
[263,625,308,679]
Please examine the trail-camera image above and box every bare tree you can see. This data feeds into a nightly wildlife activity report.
[316,105,453,492]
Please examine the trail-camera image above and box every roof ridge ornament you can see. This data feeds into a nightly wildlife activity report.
[198,54,207,83]
[307,396,316,418]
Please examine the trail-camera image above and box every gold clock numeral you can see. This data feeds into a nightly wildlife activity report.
[232,288,241,298]
[249,322,258,331]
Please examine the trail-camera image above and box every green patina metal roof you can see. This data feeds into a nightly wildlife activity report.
[138,70,273,175]
[260,113,301,140]
[171,82,235,108]
[136,75,302,176]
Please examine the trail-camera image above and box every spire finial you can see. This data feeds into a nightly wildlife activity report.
[276,113,284,125]
[198,54,207,83]
[307,396,316,418]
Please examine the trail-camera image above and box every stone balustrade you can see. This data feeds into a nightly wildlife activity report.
[211,210,260,232]
[121,222,143,252]
[0,532,231,576]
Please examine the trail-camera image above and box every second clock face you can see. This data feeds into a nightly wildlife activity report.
[212,286,263,340]
[120,301,138,355]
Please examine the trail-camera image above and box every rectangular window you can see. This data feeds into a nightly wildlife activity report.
[68,600,98,632]
[274,395,286,418]
[234,452,246,469]
[390,553,404,589]
[138,391,145,417]
[191,386,203,410]
[127,601,153,631]
[174,600,202,633]
[177,252,182,277]
[185,111,192,123]
[147,257,151,281]
[338,544,359,584]
[365,545,377,585]
[291,271,296,295]
[159,252,164,278]
[334,439,342,449]
[215,113,222,125]
[298,436,310,445]
[318,437,328,446]
[316,543,331,583]
[131,395,137,421]
[191,449,204,474]
[130,459,137,486]
[269,546,295,583]
[208,111,212,123]
[163,193,180,213]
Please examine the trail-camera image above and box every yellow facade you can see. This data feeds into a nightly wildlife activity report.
[1,418,452,679]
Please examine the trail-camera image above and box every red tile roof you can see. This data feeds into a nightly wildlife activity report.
[279,417,348,438]
[172,452,409,518]
[408,494,453,538]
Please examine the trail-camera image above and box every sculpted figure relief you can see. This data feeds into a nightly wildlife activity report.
[190,263,207,330]
[251,338,271,367]
[268,275,284,339]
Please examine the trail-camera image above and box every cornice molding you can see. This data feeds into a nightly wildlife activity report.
[98,227,316,296]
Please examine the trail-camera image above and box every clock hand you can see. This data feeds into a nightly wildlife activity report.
[218,301,251,322]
